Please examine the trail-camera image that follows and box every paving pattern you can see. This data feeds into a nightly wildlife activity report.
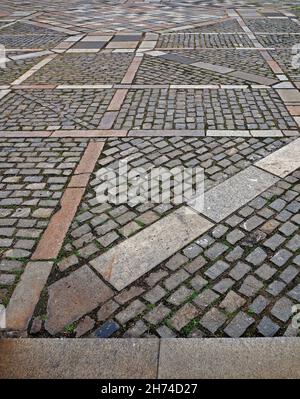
[0,0,300,340]
[0,138,90,306]
[25,53,135,85]
[0,89,115,130]
[245,18,300,33]
[271,49,300,81]
[256,34,300,48]
[179,18,244,33]
[156,33,254,48]
[113,88,297,130]
[0,56,45,85]
[0,22,68,49]
[57,136,292,264]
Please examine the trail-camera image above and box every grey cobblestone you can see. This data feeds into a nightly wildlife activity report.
[0,90,115,131]
[257,316,280,337]
[224,311,255,338]
[157,33,254,48]
[113,89,297,131]
[0,56,45,85]
[26,53,134,84]
[200,307,227,334]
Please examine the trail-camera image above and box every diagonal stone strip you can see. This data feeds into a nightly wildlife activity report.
[191,61,234,75]
[5,262,53,332]
[23,20,81,36]
[159,17,231,33]
[237,14,300,130]
[152,50,277,86]
[11,54,58,85]
[159,53,195,65]
[8,50,53,61]
[0,89,11,100]
[190,166,279,223]
[228,71,277,86]
[90,207,214,291]
[255,137,300,177]
[189,135,300,224]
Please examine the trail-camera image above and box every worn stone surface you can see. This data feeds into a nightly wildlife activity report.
[45,266,113,334]
[159,338,300,379]
[0,339,159,378]
[256,138,300,177]
[90,207,213,290]
[193,166,279,222]
[6,262,53,331]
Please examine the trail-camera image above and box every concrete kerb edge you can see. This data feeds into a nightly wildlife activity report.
[0,337,299,379]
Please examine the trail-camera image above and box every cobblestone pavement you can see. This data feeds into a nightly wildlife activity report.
[0,90,115,130]
[0,56,45,85]
[25,54,135,85]
[0,0,300,340]
[113,88,296,130]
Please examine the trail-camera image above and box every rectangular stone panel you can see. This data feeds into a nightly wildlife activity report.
[190,166,279,222]
[45,265,114,335]
[158,338,300,379]
[90,207,213,290]
[0,338,159,378]
[6,262,53,331]
[256,138,300,177]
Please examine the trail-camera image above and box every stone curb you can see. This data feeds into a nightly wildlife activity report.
[0,338,299,379]
[0,130,296,138]
[158,338,300,379]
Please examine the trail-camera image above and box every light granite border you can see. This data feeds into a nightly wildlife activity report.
[158,338,300,379]
[0,129,297,138]
[256,137,300,177]
[0,338,299,379]
[90,207,214,291]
